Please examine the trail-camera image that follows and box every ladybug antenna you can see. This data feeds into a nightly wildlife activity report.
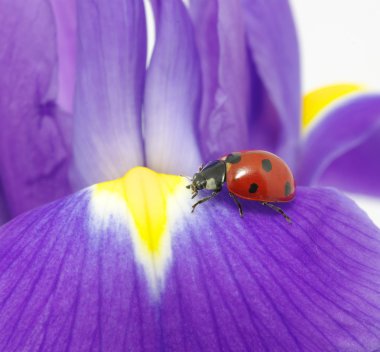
[180,174,193,182]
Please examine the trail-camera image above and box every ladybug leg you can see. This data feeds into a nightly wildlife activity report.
[229,192,243,217]
[261,202,292,223]
[185,184,198,198]
[191,190,220,213]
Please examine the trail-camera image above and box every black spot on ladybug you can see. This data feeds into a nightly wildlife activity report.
[285,181,292,196]
[249,183,259,193]
[262,159,272,172]
[225,153,241,164]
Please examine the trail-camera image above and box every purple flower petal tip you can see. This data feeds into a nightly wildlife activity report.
[299,93,380,197]
[144,0,202,175]
[0,172,379,351]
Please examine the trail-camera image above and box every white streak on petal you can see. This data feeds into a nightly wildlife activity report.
[89,168,191,300]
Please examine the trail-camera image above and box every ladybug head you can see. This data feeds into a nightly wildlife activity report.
[186,172,207,195]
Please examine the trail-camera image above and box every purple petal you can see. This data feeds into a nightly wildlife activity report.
[167,187,380,350]
[71,0,146,188]
[241,0,301,167]
[0,0,72,217]
[1,174,380,350]
[50,0,77,113]
[189,0,251,161]
[143,0,202,175]
[148,0,160,21]
[298,93,380,197]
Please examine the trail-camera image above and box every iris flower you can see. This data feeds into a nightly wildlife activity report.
[0,0,380,350]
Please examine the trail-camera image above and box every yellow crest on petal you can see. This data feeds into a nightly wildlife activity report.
[302,83,365,129]
[91,167,189,298]
[122,167,185,252]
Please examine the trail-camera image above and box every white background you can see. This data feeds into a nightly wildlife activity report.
[290,0,380,92]
[290,0,380,226]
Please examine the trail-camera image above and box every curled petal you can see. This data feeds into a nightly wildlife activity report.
[302,83,365,129]
[190,0,251,160]
[298,93,380,197]
[0,0,72,216]
[241,0,301,167]
[1,167,380,350]
[144,0,202,175]
[72,0,146,188]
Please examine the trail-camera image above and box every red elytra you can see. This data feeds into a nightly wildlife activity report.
[221,150,296,202]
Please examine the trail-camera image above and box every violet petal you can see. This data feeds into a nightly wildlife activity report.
[0,173,379,350]
[241,0,301,167]
[189,0,251,161]
[148,0,160,21]
[166,186,380,350]
[143,0,202,175]
[71,0,146,188]
[0,0,72,217]
[298,93,380,197]
[49,0,77,113]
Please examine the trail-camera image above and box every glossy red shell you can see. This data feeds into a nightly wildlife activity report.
[220,150,295,202]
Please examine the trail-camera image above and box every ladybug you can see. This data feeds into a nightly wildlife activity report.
[186,150,295,223]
